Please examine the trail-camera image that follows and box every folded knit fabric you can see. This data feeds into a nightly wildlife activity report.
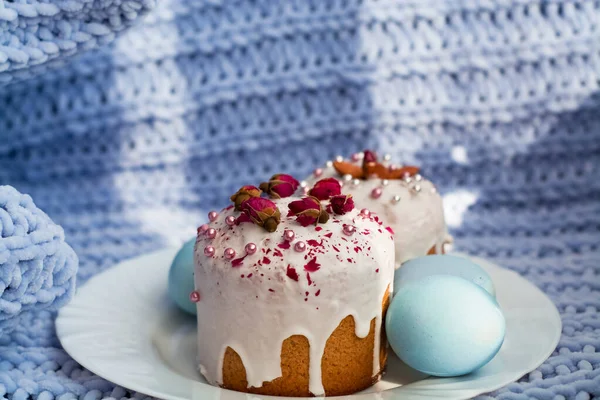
[0,0,156,86]
[0,185,78,332]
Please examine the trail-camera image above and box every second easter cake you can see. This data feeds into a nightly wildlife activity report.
[304,150,452,266]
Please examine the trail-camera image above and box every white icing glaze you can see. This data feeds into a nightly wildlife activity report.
[194,197,394,396]
[305,156,451,266]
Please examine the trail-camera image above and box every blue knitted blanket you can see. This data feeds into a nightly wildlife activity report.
[1,0,599,399]
[0,0,156,86]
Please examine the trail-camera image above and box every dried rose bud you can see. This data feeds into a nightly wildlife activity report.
[236,212,252,225]
[288,196,329,226]
[363,150,378,164]
[240,197,281,232]
[308,178,342,200]
[260,174,300,198]
[330,194,355,215]
[230,185,262,210]
[318,210,330,224]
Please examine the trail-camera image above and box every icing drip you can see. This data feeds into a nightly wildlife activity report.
[373,312,382,376]
[305,157,451,267]
[194,198,394,395]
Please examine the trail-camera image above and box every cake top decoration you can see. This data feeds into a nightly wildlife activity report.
[198,178,394,273]
[333,149,420,180]
[229,176,357,231]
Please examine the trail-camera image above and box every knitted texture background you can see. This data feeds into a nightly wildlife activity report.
[1,0,600,399]
[0,0,156,86]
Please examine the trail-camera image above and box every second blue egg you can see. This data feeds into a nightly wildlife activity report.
[395,254,495,297]
[167,238,197,315]
[386,275,505,377]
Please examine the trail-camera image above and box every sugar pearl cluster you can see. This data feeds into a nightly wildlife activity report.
[200,210,259,260]
[281,229,306,252]
[199,200,360,261]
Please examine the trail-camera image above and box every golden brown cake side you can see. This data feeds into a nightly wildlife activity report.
[221,288,391,397]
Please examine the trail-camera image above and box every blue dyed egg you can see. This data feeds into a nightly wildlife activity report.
[167,238,197,315]
[386,275,505,376]
[395,255,495,297]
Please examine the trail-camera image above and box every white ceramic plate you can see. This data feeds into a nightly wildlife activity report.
[56,249,561,400]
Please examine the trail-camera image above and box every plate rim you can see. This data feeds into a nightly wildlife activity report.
[56,248,562,400]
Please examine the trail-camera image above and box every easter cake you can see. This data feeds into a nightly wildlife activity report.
[193,175,395,396]
[303,150,452,266]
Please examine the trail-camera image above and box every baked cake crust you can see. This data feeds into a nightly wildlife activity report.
[221,288,390,397]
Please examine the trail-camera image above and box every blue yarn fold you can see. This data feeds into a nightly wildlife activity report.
[0,185,78,332]
[0,0,156,86]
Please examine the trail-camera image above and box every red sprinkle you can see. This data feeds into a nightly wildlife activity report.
[375,269,379,273]
[347,258,353,263]
[273,248,283,257]
[262,257,271,264]
[385,226,395,234]
[304,257,321,272]
[278,241,291,250]
[332,245,340,252]
[307,239,323,248]
[232,256,246,267]
[247,273,253,278]
[286,265,299,281]
[354,246,362,253]
[315,226,323,231]
[307,273,313,286]
[324,232,333,238]
[315,289,321,296]
[269,289,275,292]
